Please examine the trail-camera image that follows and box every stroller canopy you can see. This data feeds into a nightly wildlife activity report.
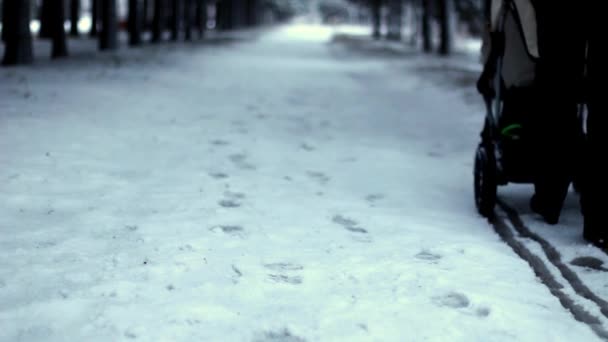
[491,0,539,58]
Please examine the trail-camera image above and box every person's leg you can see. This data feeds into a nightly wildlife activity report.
[581,1,607,244]
[529,1,586,224]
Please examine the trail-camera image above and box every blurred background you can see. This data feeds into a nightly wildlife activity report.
[1,0,488,65]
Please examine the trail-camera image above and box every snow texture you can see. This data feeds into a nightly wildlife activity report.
[0,23,604,341]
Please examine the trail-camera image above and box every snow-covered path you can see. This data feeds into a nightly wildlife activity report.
[0,24,603,341]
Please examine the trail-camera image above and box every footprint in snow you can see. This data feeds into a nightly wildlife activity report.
[300,143,315,151]
[210,139,230,146]
[253,329,306,342]
[229,153,256,170]
[570,256,608,272]
[365,194,385,203]
[415,250,442,262]
[209,172,229,179]
[306,171,330,185]
[210,225,244,236]
[432,292,470,309]
[332,215,368,234]
[265,262,304,285]
[219,199,241,208]
[267,274,302,285]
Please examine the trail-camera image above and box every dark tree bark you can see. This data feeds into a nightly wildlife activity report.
[216,0,233,30]
[39,0,53,38]
[70,0,80,36]
[170,0,180,41]
[99,0,118,50]
[129,0,142,45]
[152,0,164,42]
[90,0,99,36]
[371,0,381,39]
[437,0,452,55]
[387,0,402,41]
[195,0,207,38]
[421,0,432,52]
[50,0,69,58]
[183,0,192,40]
[2,0,34,65]
[245,0,257,27]
[143,0,149,29]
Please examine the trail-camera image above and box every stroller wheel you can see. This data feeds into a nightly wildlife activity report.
[474,144,497,218]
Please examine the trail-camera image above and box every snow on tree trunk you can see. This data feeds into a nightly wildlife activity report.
[51,0,69,58]
[129,0,142,46]
[70,0,80,36]
[2,0,34,65]
[99,0,118,50]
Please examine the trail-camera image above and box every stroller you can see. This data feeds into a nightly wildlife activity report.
[473,0,541,217]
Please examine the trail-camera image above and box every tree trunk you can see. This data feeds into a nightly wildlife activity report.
[183,0,192,40]
[39,0,53,38]
[170,0,180,41]
[129,0,142,45]
[437,0,452,55]
[216,0,233,30]
[2,0,34,65]
[195,0,207,38]
[70,0,80,36]
[90,0,99,36]
[143,0,149,29]
[152,0,164,42]
[387,0,402,41]
[99,0,118,50]
[245,0,257,27]
[371,0,381,39]
[421,0,432,52]
[51,0,69,58]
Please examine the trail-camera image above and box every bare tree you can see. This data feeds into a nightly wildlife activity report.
[421,0,432,52]
[99,0,118,50]
[437,0,452,55]
[195,0,207,38]
[91,0,99,36]
[183,0,192,40]
[70,0,81,36]
[50,0,69,58]
[371,0,381,39]
[387,0,402,41]
[129,0,142,45]
[2,0,34,65]
[152,0,165,42]
[171,0,180,41]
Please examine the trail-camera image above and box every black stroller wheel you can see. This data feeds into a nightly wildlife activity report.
[474,144,497,218]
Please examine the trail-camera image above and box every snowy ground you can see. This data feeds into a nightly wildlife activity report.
[1,24,607,341]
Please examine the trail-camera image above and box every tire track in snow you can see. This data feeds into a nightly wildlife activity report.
[489,206,608,340]
[498,200,608,320]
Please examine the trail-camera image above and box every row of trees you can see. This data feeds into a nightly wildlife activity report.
[354,0,484,55]
[0,0,271,66]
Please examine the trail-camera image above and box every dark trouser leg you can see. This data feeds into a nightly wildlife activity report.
[581,2,606,241]
[530,2,586,222]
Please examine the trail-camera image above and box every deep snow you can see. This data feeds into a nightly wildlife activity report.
[0,24,605,341]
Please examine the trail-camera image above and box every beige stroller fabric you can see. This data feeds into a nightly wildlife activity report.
[483,0,539,88]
